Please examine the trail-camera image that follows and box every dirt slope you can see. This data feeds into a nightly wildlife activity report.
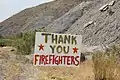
[0,47,94,80]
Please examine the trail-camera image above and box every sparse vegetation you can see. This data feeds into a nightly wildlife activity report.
[0,39,14,47]
[0,28,46,55]
[13,28,46,55]
[92,45,120,80]
[13,32,35,55]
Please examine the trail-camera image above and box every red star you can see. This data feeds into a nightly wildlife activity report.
[73,47,78,53]
[38,44,44,51]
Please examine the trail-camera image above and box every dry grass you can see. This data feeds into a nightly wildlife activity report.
[37,60,94,80]
[2,62,22,80]
[92,45,120,80]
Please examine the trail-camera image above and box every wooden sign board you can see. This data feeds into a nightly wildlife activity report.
[33,32,82,67]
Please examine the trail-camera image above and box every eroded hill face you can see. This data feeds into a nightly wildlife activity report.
[45,0,120,46]
[67,0,120,46]
[0,0,120,46]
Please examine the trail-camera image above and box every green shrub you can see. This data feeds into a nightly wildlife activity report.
[13,32,35,55]
[13,28,46,55]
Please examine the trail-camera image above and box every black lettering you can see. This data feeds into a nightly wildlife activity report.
[57,45,62,53]
[58,35,63,44]
[72,36,77,45]
[64,35,70,44]
[63,46,69,54]
[41,33,51,43]
[50,45,56,53]
[52,34,58,44]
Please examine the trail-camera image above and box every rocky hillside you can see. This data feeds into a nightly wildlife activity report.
[45,0,120,46]
[0,0,120,46]
[0,0,82,36]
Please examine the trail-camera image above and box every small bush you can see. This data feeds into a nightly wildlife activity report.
[13,32,35,55]
[12,28,46,55]
[92,45,120,80]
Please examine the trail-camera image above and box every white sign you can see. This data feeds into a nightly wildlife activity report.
[33,32,82,67]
